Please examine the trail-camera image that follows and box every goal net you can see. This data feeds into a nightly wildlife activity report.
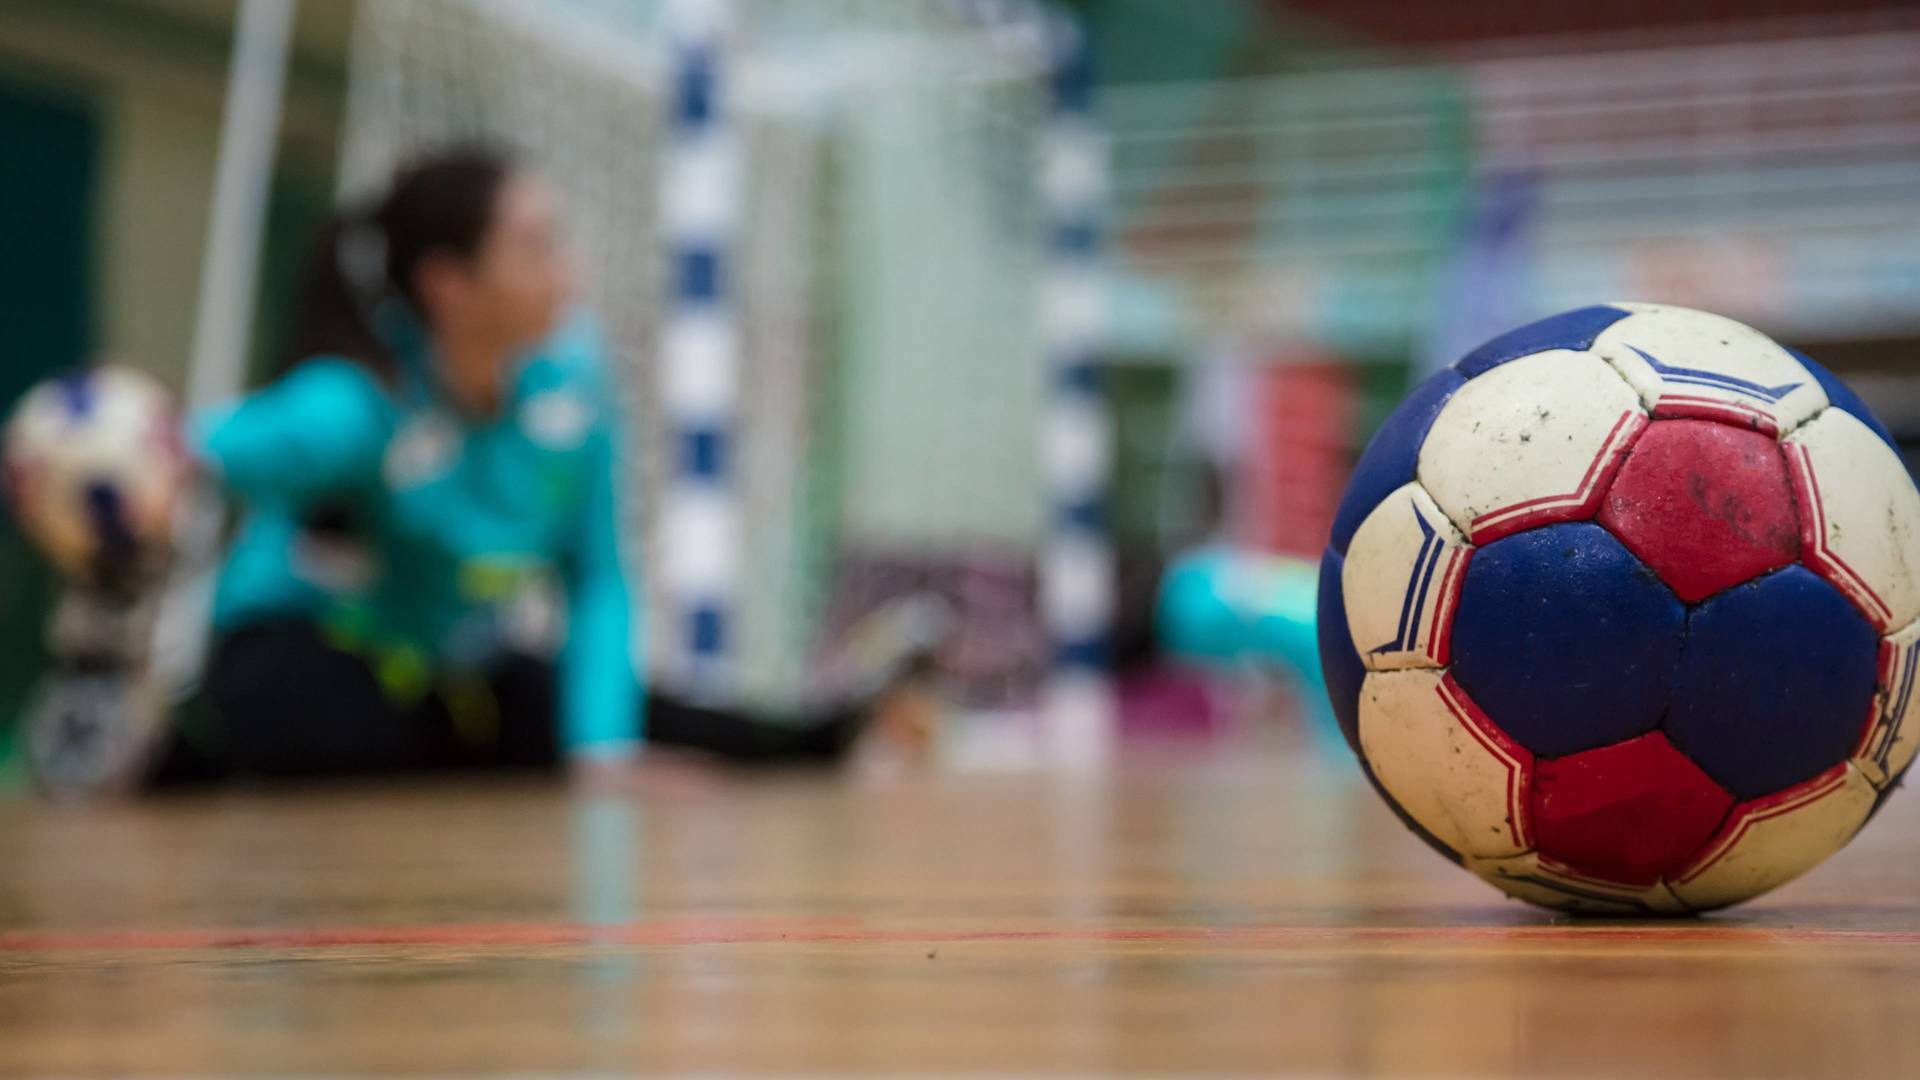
[340,0,1068,707]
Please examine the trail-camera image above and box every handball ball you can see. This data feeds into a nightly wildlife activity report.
[4,365,187,588]
[1320,302,1919,914]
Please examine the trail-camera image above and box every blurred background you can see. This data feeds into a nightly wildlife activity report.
[3,0,1919,788]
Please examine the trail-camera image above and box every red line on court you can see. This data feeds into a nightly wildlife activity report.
[5,918,1920,953]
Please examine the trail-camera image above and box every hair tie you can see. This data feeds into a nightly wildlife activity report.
[336,219,389,312]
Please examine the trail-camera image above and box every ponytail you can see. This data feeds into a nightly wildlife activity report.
[282,202,399,377]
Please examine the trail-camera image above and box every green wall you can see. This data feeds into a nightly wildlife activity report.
[0,77,101,775]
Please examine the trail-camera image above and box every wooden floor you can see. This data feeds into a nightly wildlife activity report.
[2,749,1918,1078]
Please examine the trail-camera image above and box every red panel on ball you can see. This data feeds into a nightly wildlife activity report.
[1596,419,1799,603]
[1531,731,1734,887]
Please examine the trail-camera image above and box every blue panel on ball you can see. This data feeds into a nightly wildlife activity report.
[58,370,94,417]
[1787,346,1898,451]
[1316,547,1366,756]
[1328,368,1465,556]
[1453,305,1630,378]
[1667,564,1879,801]
[1450,523,1686,758]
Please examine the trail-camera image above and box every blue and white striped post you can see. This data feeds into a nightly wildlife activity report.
[1038,14,1116,766]
[659,0,741,697]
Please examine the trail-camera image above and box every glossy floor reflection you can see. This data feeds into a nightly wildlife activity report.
[1,752,1916,1076]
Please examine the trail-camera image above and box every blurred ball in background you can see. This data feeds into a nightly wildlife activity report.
[4,365,187,591]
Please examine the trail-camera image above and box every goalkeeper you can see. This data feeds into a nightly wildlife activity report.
[28,147,936,793]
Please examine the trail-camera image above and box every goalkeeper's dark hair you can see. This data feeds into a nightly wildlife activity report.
[283,144,518,377]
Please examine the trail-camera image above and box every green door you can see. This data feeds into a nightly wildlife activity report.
[0,77,99,777]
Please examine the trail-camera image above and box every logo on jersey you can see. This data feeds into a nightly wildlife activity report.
[520,390,595,452]
[384,412,460,489]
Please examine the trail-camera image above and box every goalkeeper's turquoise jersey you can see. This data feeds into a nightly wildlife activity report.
[191,315,639,757]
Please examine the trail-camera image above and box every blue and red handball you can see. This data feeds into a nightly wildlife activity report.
[1321,302,1920,914]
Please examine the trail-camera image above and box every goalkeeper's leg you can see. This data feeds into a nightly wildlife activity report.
[641,593,948,764]
[23,469,228,797]
[24,582,173,798]
[643,695,874,765]
[150,619,453,783]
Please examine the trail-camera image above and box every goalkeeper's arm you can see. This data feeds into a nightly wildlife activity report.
[191,360,392,503]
